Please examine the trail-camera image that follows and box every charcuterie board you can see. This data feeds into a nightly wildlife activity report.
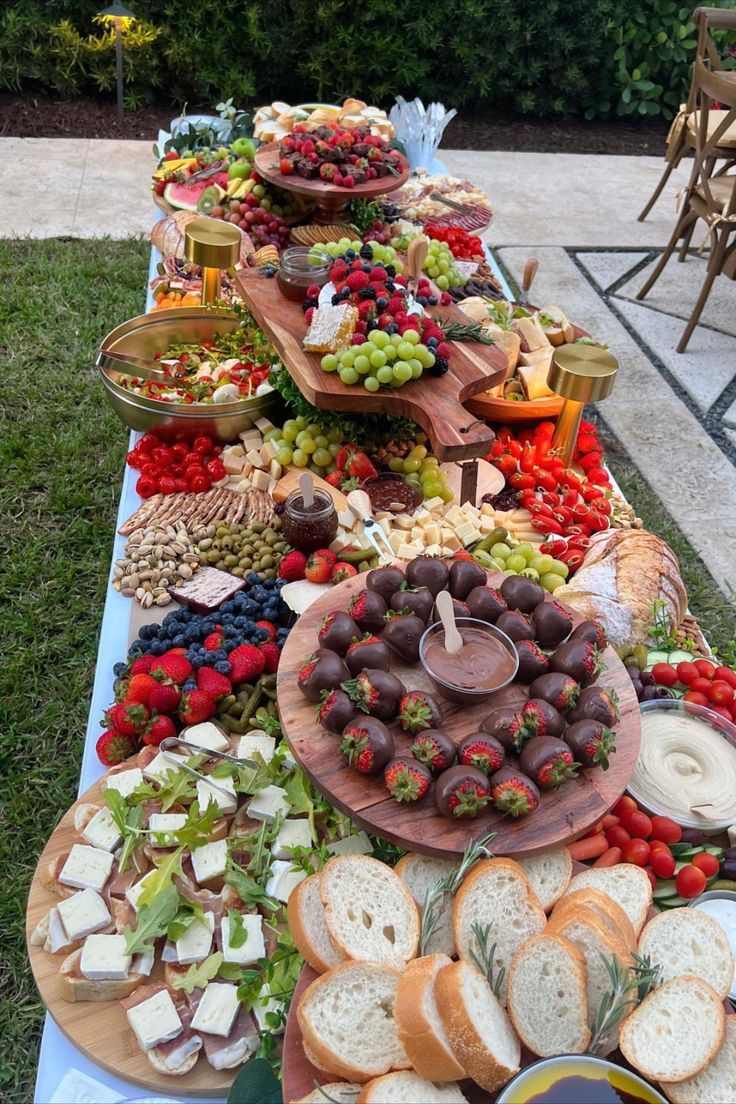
[236,268,508,461]
[25,764,234,1096]
[276,570,641,859]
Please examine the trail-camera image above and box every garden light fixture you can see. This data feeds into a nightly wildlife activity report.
[97,2,136,118]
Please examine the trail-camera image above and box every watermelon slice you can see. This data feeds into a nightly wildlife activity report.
[164,177,227,212]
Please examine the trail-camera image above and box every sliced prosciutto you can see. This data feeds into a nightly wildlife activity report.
[200,1007,259,1070]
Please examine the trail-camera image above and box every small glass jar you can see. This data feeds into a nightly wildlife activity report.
[282,487,338,552]
[276,246,330,302]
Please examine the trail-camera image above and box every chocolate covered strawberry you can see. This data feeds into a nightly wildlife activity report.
[569,619,608,651]
[384,757,432,803]
[489,765,540,817]
[345,634,391,675]
[435,764,491,818]
[298,650,349,702]
[390,586,435,623]
[366,564,405,601]
[518,698,565,741]
[317,688,357,734]
[567,685,620,728]
[348,589,387,633]
[515,639,550,684]
[481,706,526,752]
[410,729,456,774]
[550,639,601,687]
[565,719,616,769]
[340,716,394,774]
[532,600,573,648]
[528,672,580,713]
[318,610,360,655]
[457,731,505,775]
[343,668,405,721]
[519,735,579,790]
[382,611,424,662]
[398,690,442,734]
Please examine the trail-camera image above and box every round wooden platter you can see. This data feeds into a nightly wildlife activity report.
[25,764,234,1097]
[276,571,641,860]
[254,143,410,224]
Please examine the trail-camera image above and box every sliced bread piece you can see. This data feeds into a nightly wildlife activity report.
[517,848,572,912]
[395,954,466,1082]
[638,908,734,999]
[297,961,409,1083]
[395,853,457,956]
[619,975,725,1083]
[435,960,521,1093]
[664,1016,736,1103]
[358,1071,468,1103]
[507,933,590,1057]
[452,858,546,1005]
[294,1084,360,1104]
[553,886,636,951]
[288,873,346,974]
[320,856,419,968]
[566,863,652,935]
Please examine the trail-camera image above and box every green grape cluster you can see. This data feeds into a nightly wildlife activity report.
[387,444,453,503]
[321,328,435,392]
[265,417,344,475]
[424,239,467,290]
[488,541,570,594]
[308,238,404,273]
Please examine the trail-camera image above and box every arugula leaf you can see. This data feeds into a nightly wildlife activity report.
[167,899,206,942]
[219,962,245,982]
[152,755,205,811]
[170,952,223,994]
[124,883,179,955]
[225,858,279,912]
[227,909,247,948]
[104,790,145,874]
[137,847,184,911]
[283,768,318,838]
[169,800,221,850]
[287,843,327,875]
[234,758,276,796]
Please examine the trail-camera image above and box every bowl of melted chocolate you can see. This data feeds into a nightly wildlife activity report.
[497,1056,667,1104]
[419,617,519,704]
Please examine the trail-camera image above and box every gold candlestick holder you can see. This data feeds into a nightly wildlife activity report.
[547,343,618,465]
[184,218,241,305]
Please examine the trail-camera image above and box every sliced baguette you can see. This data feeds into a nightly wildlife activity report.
[320,856,419,968]
[664,1015,736,1103]
[297,961,409,1083]
[59,948,144,1002]
[553,886,636,951]
[435,960,520,1093]
[517,848,572,912]
[453,858,546,1005]
[507,933,590,1056]
[147,1047,200,1076]
[288,873,346,974]
[638,908,734,999]
[395,954,465,1081]
[394,853,457,956]
[294,1083,360,1104]
[566,864,652,935]
[619,975,725,1083]
[358,1071,468,1103]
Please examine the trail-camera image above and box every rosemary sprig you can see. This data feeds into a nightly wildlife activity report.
[589,953,661,1055]
[419,831,495,955]
[469,921,505,999]
[438,319,496,346]
[316,1083,360,1103]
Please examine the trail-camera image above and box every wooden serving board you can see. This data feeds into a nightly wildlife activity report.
[26,765,233,1097]
[235,268,507,461]
[276,571,641,859]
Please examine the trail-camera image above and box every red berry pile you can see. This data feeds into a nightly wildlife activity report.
[425,224,484,260]
[277,125,404,188]
[650,658,736,723]
[127,432,226,499]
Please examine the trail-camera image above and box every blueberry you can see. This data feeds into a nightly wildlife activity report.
[173,634,186,647]
[113,661,127,677]
[427,336,439,348]
[158,639,171,652]
[376,297,388,310]
[192,656,204,669]
[128,645,143,659]
[428,295,438,305]
[246,572,260,586]
[361,263,372,273]
[254,628,269,642]
[345,249,356,260]
[183,677,197,691]
[148,640,164,656]
[162,613,178,628]
[215,648,228,661]
[139,625,153,641]
[214,661,231,674]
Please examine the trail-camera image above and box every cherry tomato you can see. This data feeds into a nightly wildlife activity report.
[676,661,700,686]
[171,442,190,462]
[691,852,719,877]
[708,680,735,707]
[510,472,536,491]
[193,435,214,455]
[135,475,158,498]
[495,454,518,478]
[188,472,211,493]
[676,864,707,898]
[648,839,671,855]
[643,867,657,890]
[651,663,678,687]
[714,667,736,689]
[694,659,716,679]
[683,690,709,706]
[158,474,177,495]
[506,440,523,459]
[606,826,631,849]
[622,839,651,866]
[138,433,160,454]
[621,809,652,839]
[206,458,226,482]
[152,446,174,468]
[613,795,638,817]
[691,676,714,695]
[650,849,676,878]
[649,816,682,845]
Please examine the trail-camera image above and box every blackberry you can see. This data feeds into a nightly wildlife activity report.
[366,320,378,333]
[385,264,396,276]
[359,287,376,300]
[303,296,319,310]
[345,249,356,260]
[427,336,439,348]
[359,245,373,259]
[430,356,449,377]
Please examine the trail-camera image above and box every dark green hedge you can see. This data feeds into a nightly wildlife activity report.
[1,0,735,119]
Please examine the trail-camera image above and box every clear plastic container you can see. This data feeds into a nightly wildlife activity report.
[281,487,338,553]
[419,617,519,705]
[276,246,330,301]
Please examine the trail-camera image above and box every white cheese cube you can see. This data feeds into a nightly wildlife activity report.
[252,983,285,1035]
[327,832,373,856]
[176,911,215,965]
[127,988,182,1050]
[440,526,455,542]
[330,533,350,553]
[251,468,271,492]
[191,982,240,1037]
[393,514,414,531]
[45,907,73,954]
[142,750,189,784]
[413,508,431,526]
[196,774,237,815]
[444,505,466,527]
[125,869,158,913]
[191,838,229,884]
[59,844,114,893]
[388,530,405,554]
[424,523,441,546]
[132,949,155,976]
[246,448,266,469]
[57,889,111,942]
[81,807,122,853]
[148,813,187,847]
[237,732,276,764]
[222,445,246,474]
[397,542,422,559]
[181,721,229,753]
[247,784,289,823]
[461,502,480,518]
[255,417,274,434]
[260,440,278,464]
[272,819,312,859]
[444,533,462,551]
[221,912,265,965]
[455,522,481,546]
[480,502,495,516]
[410,525,426,544]
[424,543,442,557]
[337,508,356,530]
[424,496,444,511]
[104,768,143,799]
[80,934,131,980]
[269,459,282,481]
[479,515,497,533]
[265,860,307,903]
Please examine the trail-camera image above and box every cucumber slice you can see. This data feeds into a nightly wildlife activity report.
[675,847,700,859]
[646,650,670,667]
[703,845,724,857]
[657,895,690,909]
[670,842,692,856]
[667,649,694,665]
[652,879,678,899]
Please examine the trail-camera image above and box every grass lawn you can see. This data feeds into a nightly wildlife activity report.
[0,238,732,1103]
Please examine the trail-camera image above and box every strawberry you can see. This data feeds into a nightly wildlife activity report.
[105,701,149,738]
[565,719,616,769]
[122,673,159,707]
[178,689,216,725]
[256,619,277,642]
[331,561,358,584]
[228,643,266,684]
[259,641,281,674]
[204,630,224,651]
[457,733,505,775]
[96,729,136,766]
[148,683,181,715]
[143,714,177,747]
[324,470,344,488]
[129,655,154,675]
[340,717,394,774]
[435,765,491,818]
[196,667,232,700]
[399,691,442,734]
[384,757,431,803]
[489,766,540,817]
[410,730,455,774]
[518,699,565,741]
[150,653,193,686]
[346,450,377,481]
[305,548,337,584]
[278,549,307,581]
[520,735,579,790]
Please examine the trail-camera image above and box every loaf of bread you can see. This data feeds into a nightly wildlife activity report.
[150,211,254,264]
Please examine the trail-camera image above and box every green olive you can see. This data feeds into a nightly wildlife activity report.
[207,550,219,564]
[272,516,281,531]
[273,541,288,553]
[262,568,276,580]
[240,556,252,569]
[224,554,238,567]
[216,559,226,570]
[260,554,274,569]
[216,526,228,538]
[251,521,265,533]
[221,536,233,550]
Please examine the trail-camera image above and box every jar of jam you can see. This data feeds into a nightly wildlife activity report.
[282,488,338,552]
[276,247,330,302]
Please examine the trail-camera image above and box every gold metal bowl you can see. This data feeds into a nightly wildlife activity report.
[97,306,281,441]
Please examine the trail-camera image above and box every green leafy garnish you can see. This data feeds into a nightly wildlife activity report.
[155,757,202,811]
[589,953,661,1055]
[137,847,184,911]
[228,909,247,949]
[124,883,180,956]
[287,843,327,875]
[420,831,495,955]
[225,858,279,913]
[167,898,207,942]
[283,768,319,839]
[469,921,505,998]
[168,799,222,850]
[104,789,145,874]
[170,952,224,994]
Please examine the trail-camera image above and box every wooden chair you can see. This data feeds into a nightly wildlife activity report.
[638,6,736,222]
[636,61,736,352]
